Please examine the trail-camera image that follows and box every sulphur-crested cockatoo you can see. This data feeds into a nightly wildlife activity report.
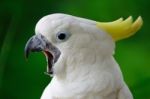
[25,13,143,99]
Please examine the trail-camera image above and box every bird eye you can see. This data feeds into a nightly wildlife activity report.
[58,33,66,40]
[56,32,70,42]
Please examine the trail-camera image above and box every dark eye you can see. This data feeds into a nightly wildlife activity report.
[56,32,70,42]
[58,33,66,40]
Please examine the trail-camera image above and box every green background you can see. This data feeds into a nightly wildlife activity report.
[0,0,149,99]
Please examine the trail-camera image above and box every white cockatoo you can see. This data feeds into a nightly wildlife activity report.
[25,13,143,99]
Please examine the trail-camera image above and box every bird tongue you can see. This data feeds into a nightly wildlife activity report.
[43,51,54,75]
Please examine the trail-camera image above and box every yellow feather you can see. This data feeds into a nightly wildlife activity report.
[96,16,143,41]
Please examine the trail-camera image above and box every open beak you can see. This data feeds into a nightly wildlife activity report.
[24,34,61,75]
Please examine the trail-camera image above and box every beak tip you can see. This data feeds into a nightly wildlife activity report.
[24,45,30,59]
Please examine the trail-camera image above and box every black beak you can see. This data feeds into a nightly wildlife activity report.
[24,34,61,75]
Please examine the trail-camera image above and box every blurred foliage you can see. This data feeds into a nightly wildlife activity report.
[0,0,149,99]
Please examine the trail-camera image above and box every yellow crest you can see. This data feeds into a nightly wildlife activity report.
[96,16,143,41]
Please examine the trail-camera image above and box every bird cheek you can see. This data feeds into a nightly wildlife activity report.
[53,54,66,76]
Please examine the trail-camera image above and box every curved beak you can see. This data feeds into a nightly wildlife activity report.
[24,34,61,75]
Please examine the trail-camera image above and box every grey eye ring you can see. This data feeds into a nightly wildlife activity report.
[58,33,66,40]
[56,32,70,42]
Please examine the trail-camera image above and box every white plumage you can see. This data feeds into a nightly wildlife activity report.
[32,13,142,99]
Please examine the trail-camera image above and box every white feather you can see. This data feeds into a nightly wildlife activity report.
[35,13,133,99]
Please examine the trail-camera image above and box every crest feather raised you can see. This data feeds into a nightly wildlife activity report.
[96,16,143,41]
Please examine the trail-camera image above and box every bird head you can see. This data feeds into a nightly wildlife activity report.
[24,13,143,77]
